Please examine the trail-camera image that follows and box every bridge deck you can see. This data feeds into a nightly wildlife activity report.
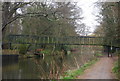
[6,34,119,47]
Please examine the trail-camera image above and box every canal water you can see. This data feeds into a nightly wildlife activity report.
[2,46,103,79]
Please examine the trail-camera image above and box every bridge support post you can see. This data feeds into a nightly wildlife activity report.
[107,47,110,57]
[9,43,12,50]
[103,45,111,57]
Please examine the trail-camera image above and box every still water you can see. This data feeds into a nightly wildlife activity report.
[2,46,101,79]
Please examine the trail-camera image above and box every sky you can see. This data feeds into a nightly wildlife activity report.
[76,0,101,34]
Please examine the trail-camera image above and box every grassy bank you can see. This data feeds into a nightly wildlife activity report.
[2,49,19,55]
[112,61,120,79]
[112,51,120,80]
[60,58,99,79]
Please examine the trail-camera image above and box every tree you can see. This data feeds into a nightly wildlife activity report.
[2,2,83,38]
[2,2,26,31]
[21,2,82,37]
[95,2,119,47]
[2,2,31,40]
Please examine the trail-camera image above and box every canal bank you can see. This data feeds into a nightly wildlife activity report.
[60,58,99,79]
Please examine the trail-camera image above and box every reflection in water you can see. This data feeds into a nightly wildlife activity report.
[2,46,103,79]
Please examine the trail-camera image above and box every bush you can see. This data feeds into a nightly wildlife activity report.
[40,49,51,55]
[113,62,120,79]
[19,44,29,54]
[94,53,103,57]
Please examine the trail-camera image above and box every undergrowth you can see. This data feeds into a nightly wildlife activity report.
[61,58,98,79]
[112,61,120,79]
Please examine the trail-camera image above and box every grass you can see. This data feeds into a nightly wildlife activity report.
[112,51,120,80]
[61,58,98,79]
[40,49,52,55]
[94,53,103,57]
[112,61,120,79]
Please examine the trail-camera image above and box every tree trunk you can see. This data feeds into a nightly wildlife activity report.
[2,2,10,41]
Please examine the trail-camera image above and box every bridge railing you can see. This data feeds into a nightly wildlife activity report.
[8,35,105,45]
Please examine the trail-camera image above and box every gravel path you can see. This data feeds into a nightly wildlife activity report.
[77,56,117,79]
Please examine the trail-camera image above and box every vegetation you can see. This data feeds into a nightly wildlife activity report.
[94,2,120,47]
[61,58,98,79]
[2,2,84,54]
[113,50,120,80]
[94,53,103,57]
[40,49,52,55]
[2,1,120,79]
[112,61,119,79]
[2,49,19,55]
[2,2,82,37]
[19,44,29,54]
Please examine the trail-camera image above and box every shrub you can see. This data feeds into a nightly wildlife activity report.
[19,44,29,54]
[113,62,120,79]
[94,53,103,57]
[40,49,51,55]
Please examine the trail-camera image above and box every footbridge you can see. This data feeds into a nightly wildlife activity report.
[7,34,116,47]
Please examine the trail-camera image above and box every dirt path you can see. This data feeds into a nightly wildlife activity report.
[77,56,117,79]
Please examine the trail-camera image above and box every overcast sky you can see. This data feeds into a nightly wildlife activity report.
[76,0,100,34]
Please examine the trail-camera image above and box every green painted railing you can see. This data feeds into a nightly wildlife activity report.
[6,34,119,47]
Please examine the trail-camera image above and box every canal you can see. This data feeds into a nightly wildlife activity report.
[2,46,103,79]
